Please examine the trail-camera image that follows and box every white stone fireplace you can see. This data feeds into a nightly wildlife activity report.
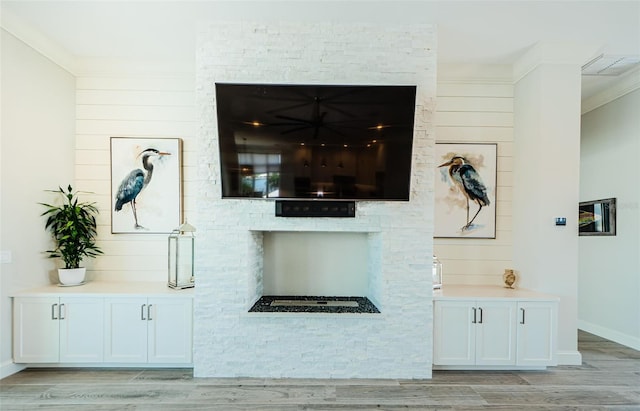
[194,21,436,378]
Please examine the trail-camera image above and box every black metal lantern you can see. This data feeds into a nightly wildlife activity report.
[168,221,195,289]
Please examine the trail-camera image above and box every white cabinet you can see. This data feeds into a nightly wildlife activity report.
[11,282,194,367]
[433,286,558,370]
[13,297,104,363]
[516,301,557,366]
[433,300,516,366]
[104,297,193,364]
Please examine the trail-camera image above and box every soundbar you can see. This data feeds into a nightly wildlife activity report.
[275,200,356,218]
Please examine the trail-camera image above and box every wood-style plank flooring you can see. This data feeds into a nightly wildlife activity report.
[1,331,639,410]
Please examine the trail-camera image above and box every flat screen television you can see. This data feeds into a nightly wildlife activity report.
[215,83,416,200]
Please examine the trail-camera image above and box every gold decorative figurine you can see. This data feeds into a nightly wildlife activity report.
[503,269,516,289]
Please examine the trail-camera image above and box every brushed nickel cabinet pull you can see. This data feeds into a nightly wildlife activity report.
[472,307,477,324]
[141,304,147,321]
[52,303,58,320]
[59,303,65,320]
[520,307,526,324]
[147,304,153,321]
[478,307,483,324]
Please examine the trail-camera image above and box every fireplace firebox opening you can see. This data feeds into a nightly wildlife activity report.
[249,230,382,314]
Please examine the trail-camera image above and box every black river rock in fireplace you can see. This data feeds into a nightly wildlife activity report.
[249,296,380,313]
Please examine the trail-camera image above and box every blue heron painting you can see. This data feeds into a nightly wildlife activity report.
[435,143,496,238]
[438,156,490,231]
[114,148,171,229]
[111,138,182,233]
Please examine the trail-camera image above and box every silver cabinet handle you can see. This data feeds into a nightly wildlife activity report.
[52,303,58,320]
[59,303,65,320]
[478,307,483,324]
[472,307,477,324]
[147,304,153,321]
[141,304,147,320]
[520,307,525,324]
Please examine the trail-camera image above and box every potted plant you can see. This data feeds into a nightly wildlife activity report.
[40,185,103,285]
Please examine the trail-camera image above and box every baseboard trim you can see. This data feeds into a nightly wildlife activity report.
[1,361,26,380]
[579,320,640,351]
[557,350,582,366]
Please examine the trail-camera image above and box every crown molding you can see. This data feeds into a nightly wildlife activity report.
[73,57,195,77]
[581,67,640,114]
[0,9,77,74]
[1,9,194,77]
[513,41,604,84]
[437,63,512,84]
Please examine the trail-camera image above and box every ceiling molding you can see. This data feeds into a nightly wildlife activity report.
[1,8,194,77]
[73,57,195,78]
[581,67,640,115]
[513,41,604,84]
[437,63,513,84]
[0,8,77,74]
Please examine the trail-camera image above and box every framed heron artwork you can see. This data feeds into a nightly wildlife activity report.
[435,142,497,239]
[110,137,182,234]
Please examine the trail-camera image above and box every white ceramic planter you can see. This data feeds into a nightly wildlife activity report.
[58,267,86,286]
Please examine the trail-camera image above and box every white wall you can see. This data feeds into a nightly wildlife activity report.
[513,62,583,365]
[0,29,75,377]
[434,65,514,286]
[263,231,369,296]
[579,88,640,350]
[74,68,197,282]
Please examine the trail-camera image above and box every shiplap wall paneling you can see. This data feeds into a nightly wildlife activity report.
[74,74,197,282]
[434,80,514,286]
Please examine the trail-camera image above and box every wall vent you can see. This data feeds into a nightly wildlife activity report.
[582,54,640,76]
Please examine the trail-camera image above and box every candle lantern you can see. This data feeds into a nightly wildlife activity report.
[168,221,195,289]
[432,255,443,290]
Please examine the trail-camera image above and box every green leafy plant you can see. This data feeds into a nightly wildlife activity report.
[40,185,103,269]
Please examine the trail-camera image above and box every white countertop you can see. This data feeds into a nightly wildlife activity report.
[11,281,194,298]
[433,285,559,301]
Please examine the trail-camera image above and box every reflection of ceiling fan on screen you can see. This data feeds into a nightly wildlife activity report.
[271,96,344,139]
[222,84,417,145]
[257,87,374,140]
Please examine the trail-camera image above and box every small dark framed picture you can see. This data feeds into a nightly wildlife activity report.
[579,198,616,236]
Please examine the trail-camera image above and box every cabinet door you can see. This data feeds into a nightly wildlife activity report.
[147,298,193,364]
[433,301,475,365]
[59,297,104,363]
[104,297,148,363]
[517,301,557,366]
[13,297,60,363]
[475,301,517,366]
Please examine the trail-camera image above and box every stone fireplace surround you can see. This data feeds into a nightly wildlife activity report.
[194,21,436,378]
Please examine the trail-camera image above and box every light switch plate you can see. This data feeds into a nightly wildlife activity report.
[555,217,567,226]
[0,250,12,264]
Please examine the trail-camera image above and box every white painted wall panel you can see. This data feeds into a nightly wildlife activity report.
[434,80,514,287]
[74,73,197,283]
[436,126,512,142]
[437,83,513,97]
[1,29,76,377]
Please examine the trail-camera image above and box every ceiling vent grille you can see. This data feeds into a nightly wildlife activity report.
[582,54,640,76]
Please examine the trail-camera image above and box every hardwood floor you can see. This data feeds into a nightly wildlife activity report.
[1,331,639,410]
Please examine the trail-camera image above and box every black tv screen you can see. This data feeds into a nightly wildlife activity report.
[215,83,416,200]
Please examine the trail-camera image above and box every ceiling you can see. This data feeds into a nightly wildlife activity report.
[2,1,639,100]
